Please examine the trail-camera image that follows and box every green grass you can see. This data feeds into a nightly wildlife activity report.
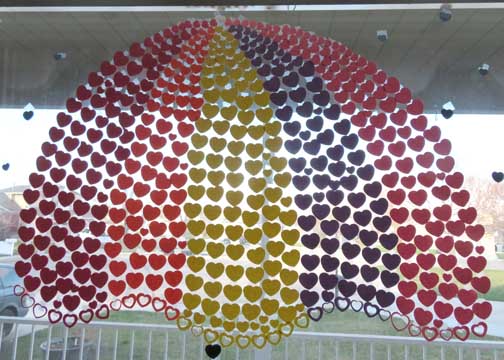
[3,310,502,360]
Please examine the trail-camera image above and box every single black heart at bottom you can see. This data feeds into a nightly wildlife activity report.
[205,344,221,359]
[492,171,504,183]
[1,163,9,171]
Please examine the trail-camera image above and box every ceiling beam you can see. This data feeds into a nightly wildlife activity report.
[2,0,504,6]
[2,2,504,12]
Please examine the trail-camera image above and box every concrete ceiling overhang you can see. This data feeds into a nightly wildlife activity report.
[0,4,504,113]
[2,0,504,5]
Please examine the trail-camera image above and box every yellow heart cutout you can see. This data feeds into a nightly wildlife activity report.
[206,154,223,169]
[228,141,245,156]
[242,303,261,321]
[204,205,221,221]
[221,105,237,120]
[230,125,247,140]
[266,331,282,346]
[237,95,253,111]
[278,306,297,323]
[248,125,265,140]
[265,121,281,136]
[238,110,255,125]
[256,108,273,122]
[279,210,297,226]
[210,316,222,329]
[280,288,299,305]
[187,220,205,236]
[191,133,208,149]
[207,186,224,202]
[225,225,243,241]
[266,241,285,257]
[202,103,219,119]
[226,244,244,260]
[203,88,220,103]
[236,335,251,349]
[225,265,244,281]
[263,222,281,238]
[295,313,310,328]
[204,329,219,344]
[280,269,298,286]
[204,281,222,298]
[222,303,240,320]
[227,173,244,188]
[209,137,227,152]
[182,293,201,310]
[242,211,260,227]
[201,299,220,316]
[223,285,242,301]
[244,228,263,244]
[282,229,300,245]
[249,178,266,193]
[265,137,282,152]
[269,157,287,171]
[206,223,224,240]
[262,205,280,221]
[245,160,263,175]
[252,334,267,349]
[187,150,204,165]
[208,170,225,186]
[221,88,237,103]
[188,185,205,201]
[207,242,224,258]
[176,316,193,331]
[254,92,270,107]
[226,191,243,206]
[262,279,281,296]
[200,77,214,89]
[212,120,230,136]
[195,119,212,133]
[246,144,263,158]
[280,323,294,337]
[219,333,234,348]
[260,299,279,315]
[184,203,202,218]
[243,285,262,302]
[186,274,203,291]
[264,260,282,276]
[189,169,206,184]
[188,238,205,254]
[206,262,224,279]
[247,247,265,264]
[282,249,300,267]
[223,206,241,222]
[187,255,205,272]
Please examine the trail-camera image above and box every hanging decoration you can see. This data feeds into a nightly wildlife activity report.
[14,17,492,351]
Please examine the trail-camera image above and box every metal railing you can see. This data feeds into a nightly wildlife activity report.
[1,316,504,360]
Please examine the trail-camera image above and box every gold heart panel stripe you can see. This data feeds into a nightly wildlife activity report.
[181,27,306,347]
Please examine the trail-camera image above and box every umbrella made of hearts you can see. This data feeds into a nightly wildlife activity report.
[15,18,491,349]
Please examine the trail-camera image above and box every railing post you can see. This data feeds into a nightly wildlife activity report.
[112,329,117,360]
[80,328,87,360]
[0,322,4,353]
[29,324,36,360]
[62,326,69,360]
[11,323,19,360]
[45,326,53,360]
